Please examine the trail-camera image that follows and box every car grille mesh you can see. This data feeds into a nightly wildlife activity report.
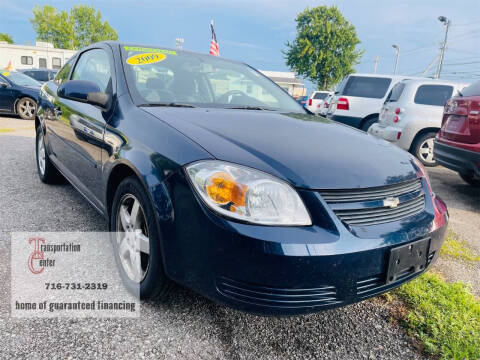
[319,179,425,227]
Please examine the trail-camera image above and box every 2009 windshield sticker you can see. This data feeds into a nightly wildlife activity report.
[126,52,167,66]
[124,46,177,55]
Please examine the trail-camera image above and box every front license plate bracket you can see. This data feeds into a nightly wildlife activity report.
[386,238,430,285]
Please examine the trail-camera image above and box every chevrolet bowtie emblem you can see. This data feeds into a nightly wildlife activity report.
[383,197,400,208]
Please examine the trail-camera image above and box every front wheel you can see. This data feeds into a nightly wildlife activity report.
[36,126,63,183]
[459,173,480,188]
[110,176,171,300]
[412,132,437,167]
[17,97,37,120]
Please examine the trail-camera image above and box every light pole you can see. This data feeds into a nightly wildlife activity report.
[435,16,450,79]
[392,45,400,75]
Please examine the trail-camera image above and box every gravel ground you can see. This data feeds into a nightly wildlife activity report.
[0,119,426,359]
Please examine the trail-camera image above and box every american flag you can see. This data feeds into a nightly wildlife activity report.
[209,20,219,56]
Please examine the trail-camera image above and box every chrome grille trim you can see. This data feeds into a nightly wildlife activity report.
[319,179,426,226]
[319,179,422,203]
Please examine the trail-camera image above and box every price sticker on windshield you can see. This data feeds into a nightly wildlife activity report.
[126,52,166,66]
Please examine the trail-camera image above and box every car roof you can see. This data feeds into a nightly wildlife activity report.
[347,73,426,81]
[19,68,57,72]
[399,78,470,87]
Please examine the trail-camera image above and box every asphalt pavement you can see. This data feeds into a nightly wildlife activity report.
[2,115,476,359]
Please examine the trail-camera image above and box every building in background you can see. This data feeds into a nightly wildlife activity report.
[260,70,306,98]
[0,41,76,71]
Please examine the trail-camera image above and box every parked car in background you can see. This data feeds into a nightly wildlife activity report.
[0,71,40,120]
[20,68,57,83]
[35,41,448,316]
[307,90,332,113]
[369,79,468,166]
[296,95,309,108]
[318,93,334,116]
[327,74,419,131]
[434,81,480,187]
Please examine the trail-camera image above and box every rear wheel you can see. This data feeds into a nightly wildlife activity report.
[412,132,437,167]
[459,173,480,188]
[361,116,378,132]
[17,97,37,120]
[110,176,171,300]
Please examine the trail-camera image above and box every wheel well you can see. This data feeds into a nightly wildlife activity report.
[14,96,37,114]
[360,113,379,128]
[409,127,440,152]
[106,164,138,219]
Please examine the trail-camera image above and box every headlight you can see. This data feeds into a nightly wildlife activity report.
[185,160,312,226]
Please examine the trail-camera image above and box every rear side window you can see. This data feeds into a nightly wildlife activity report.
[414,85,453,106]
[461,81,480,97]
[341,76,392,99]
[313,93,328,100]
[385,82,405,102]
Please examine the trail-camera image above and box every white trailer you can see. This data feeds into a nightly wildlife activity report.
[0,41,77,71]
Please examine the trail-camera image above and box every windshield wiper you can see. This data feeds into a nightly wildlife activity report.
[139,102,196,108]
[227,105,275,111]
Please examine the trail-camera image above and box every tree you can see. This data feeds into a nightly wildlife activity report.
[284,6,363,90]
[0,33,13,44]
[31,5,118,50]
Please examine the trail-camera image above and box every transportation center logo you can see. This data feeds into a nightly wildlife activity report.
[28,237,46,274]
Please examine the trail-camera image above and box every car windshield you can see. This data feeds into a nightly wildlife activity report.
[3,71,40,87]
[121,45,304,112]
[313,93,328,100]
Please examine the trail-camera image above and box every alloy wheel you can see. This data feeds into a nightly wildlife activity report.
[418,138,435,165]
[18,99,36,119]
[37,132,46,175]
[116,194,150,282]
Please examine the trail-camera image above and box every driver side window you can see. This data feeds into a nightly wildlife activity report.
[71,49,112,94]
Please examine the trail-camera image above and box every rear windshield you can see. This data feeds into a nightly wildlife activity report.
[414,85,453,106]
[313,92,328,100]
[340,76,392,99]
[385,82,405,103]
[460,81,480,97]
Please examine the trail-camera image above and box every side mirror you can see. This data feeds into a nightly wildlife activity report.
[0,82,8,88]
[57,80,110,109]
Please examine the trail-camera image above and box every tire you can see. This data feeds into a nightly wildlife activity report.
[110,176,171,300]
[17,97,37,120]
[361,116,378,132]
[411,132,437,167]
[36,126,64,184]
[459,173,480,188]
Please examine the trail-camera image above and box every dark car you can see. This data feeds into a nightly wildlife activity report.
[0,71,41,120]
[35,42,448,316]
[20,68,57,84]
[434,81,480,187]
[296,95,308,108]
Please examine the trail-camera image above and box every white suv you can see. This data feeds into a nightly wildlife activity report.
[328,73,420,131]
[368,79,468,166]
[307,91,333,113]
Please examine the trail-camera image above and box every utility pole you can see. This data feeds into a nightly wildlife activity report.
[392,45,400,75]
[435,16,450,79]
[175,38,184,50]
[373,56,379,74]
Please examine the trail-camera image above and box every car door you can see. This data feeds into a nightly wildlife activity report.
[0,74,15,112]
[49,47,115,210]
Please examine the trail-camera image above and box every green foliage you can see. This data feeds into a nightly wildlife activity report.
[30,5,118,50]
[0,33,13,44]
[396,273,480,359]
[284,6,363,90]
[441,230,480,263]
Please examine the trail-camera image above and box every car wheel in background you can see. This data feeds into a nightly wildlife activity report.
[17,97,37,120]
[459,173,480,188]
[412,132,437,167]
[36,126,64,183]
[110,176,171,300]
[361,116,378,132]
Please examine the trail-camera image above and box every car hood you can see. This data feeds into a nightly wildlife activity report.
[143,107,418,189]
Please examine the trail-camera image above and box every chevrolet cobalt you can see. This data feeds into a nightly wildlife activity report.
[36,42,448,315]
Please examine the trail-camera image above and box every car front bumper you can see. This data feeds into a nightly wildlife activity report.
[161,173,449,316]
[434,140,480,177]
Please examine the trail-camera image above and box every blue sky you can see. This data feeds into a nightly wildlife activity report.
[2,0,480,92]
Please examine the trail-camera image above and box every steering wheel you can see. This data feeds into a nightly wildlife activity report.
[217,90,248,104]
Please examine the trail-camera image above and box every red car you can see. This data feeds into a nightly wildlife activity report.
[434,81,480,187]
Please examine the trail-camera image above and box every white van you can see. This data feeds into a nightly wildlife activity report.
[327,73,421,131]
[307,90,333,113]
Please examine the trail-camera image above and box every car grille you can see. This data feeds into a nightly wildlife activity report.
[319,179,425,226]
[216,277,341,308]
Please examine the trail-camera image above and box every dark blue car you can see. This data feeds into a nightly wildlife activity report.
[36,42,448,315]
[0,71,41,120]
